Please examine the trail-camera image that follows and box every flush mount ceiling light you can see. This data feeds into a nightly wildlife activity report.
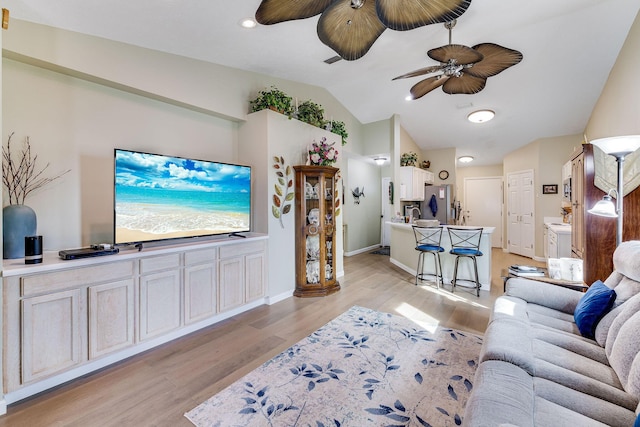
[458,156,474,163]
[374,157,387,165]
[239,18,257,28]
[255,0,472,61]
[467,109,495,123]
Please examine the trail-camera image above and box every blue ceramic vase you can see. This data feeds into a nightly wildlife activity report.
[3,205,37,259]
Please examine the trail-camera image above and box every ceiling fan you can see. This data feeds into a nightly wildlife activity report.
[393,20,523,99]
[255,0,472,61]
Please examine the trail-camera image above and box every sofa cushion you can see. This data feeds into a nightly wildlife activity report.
[609,311,640,398]
[611,241,640,283]
[575,280,617,339]
[534,377,637,426]
[464,361,637,427]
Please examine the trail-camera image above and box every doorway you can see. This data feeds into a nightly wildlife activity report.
[507,170,535,258]
[463,177,503,248]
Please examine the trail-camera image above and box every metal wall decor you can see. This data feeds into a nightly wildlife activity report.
[272,156,294,228]
[352,186,365,204]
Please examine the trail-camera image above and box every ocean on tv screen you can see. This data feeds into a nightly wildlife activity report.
[114,149,251,244]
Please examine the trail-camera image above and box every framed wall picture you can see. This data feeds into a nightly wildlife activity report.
[542,184,558,194]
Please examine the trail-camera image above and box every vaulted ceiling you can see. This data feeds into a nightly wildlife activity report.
[4,0,640,165]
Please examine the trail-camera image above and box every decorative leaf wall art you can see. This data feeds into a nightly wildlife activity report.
[272,156,294,228]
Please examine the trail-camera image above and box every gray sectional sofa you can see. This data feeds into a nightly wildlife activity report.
[464,240,640,426]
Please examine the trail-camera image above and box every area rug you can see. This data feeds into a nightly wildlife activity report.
[185,305,482,426]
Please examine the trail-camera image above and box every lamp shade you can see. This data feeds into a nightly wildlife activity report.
[590,135,640,155]
[588,195,618,218]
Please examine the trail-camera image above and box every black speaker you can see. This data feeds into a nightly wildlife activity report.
[25,235,43,264]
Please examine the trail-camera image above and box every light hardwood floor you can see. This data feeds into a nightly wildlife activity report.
[0,249,542,426]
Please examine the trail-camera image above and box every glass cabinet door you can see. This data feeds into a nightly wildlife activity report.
[294,165,340,297]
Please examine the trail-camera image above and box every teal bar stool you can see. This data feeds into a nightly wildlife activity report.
[447,227,483,296]
[412,225,445,288]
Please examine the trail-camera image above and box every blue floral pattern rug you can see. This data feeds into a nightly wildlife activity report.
[185,305,482,426]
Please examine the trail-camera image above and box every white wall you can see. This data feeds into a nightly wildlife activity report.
[344,156,381,253]
[3,59,237,249]
[2,19,377,256]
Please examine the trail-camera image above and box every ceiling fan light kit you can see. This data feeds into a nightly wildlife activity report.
[255,0,472,61]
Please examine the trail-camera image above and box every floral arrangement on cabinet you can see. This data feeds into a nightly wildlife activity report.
[308,137,338,166]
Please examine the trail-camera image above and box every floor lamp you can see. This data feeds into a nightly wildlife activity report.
[588,135,640,247]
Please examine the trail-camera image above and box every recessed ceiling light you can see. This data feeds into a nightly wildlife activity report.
[458,156,474,163]
[467,110,495,123]
[239,18,257,29]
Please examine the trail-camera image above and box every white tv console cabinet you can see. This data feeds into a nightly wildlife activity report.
[1,234,268,406]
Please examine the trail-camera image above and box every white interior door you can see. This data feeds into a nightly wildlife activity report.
[507,170,535,257]
[463,177,503,247]
[381,177,392,247]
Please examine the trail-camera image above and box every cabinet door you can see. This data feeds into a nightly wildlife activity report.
[219,257,244,311]
[139,270,182,341]
[571,154,584,258]
[89,279,135,359]
[22,289,84,383]
[245,252,265,302]
[185,263,217,324]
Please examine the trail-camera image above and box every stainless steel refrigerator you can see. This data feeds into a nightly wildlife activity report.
[420,184,454,225]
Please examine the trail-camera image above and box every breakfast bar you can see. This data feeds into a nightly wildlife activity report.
[388,223,495,291]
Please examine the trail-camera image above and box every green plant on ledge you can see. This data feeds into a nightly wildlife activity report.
[250,86,293,116]
[400,152,418,166]
[297,100,325,128]
[328,120,348,146]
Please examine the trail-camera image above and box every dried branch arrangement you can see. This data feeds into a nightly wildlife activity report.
[2,132,70,205]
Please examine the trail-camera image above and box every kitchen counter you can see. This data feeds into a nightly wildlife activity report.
[388,222,494,291]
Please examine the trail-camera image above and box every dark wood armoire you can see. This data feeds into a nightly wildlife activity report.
[571,144,640,285]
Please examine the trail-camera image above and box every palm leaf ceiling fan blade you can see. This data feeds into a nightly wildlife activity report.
[410,75,449,99]
[318,0,386,60]
[392,65,445,80]
[464,43,523,78]
[442,73,486,94]
[255,0,333,24]
[427,44,483,65]
[376,0,472,31]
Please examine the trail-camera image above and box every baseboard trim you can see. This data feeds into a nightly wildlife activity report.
[344,244,381,257]
[266,290,293,305]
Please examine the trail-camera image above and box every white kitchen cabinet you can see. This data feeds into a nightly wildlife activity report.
[399,166,430,201]
[547,224,572,259]
[21,289,85,383]
[219,240,266,311]
[184,248,217,325]
[245,252,266,302]
[2,234,268,404]
[88,279,135,359]
[139,268,182,341]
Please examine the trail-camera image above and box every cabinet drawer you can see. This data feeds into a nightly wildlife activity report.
[185,248,217,266]
[219,241,265,259]
[22,261,135,297]
[139,254,180,273]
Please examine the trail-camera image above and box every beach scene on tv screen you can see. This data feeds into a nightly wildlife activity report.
[115,150,251,244]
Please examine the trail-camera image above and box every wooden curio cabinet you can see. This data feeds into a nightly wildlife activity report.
[293,165,340,297]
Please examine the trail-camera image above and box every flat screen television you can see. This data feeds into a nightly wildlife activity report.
[114,149,251,245]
